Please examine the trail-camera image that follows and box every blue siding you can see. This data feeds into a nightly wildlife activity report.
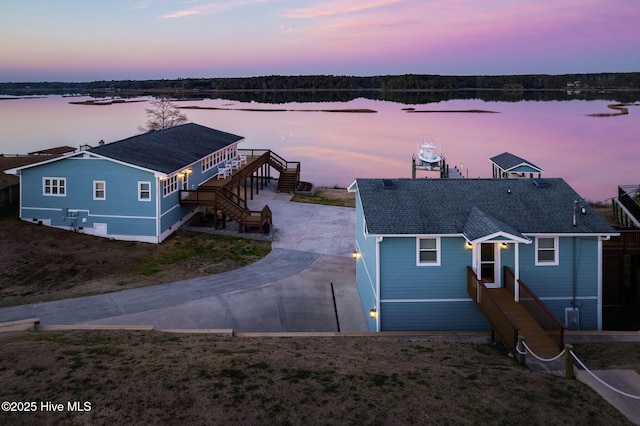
[379,237,471,300]
[381,301,489,331]
[519,237,600,326]
[354,192,378,331]
[20,156,158,238]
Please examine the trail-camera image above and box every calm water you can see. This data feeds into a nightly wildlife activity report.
[1,95,637,202]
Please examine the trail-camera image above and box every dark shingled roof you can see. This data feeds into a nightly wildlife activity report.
[89,123,244,174]
[354,178,616,237]
[490,152,543,173]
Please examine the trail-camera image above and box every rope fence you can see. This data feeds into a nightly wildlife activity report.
[515,336,640,400]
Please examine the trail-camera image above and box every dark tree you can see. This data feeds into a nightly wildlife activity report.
[139,97,188,132]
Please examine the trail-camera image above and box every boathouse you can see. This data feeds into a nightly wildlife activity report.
[490,152,543,179]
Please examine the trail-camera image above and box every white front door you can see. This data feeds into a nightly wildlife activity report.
[479,243,501,288]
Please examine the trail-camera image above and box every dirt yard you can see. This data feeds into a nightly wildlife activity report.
[0,208,271,308]
[0,331,637,425]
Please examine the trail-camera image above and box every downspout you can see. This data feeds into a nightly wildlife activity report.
[156,177,162,243]
[375,236,383,332]
[514,242,520,302]
[597,237,603,330]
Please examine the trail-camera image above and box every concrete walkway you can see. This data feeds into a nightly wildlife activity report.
[0,183,368,332]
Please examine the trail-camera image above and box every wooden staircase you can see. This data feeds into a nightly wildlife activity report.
[277,169,299,193]
[265,152,300,193]
[179,149,299,233]
[467,266,565,359]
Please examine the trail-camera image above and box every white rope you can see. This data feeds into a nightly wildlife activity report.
[521,341,565,362]
[570,351,640,400]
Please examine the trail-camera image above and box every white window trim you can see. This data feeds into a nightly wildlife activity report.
[93,180,106,200]
[163,175,178,197]
[138,181,151,201]
[416,237,441,266]
[43,177,66,197]
[535,236,559,266]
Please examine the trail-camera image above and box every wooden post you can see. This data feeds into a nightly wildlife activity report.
[412,155,416,179]
[516,335,526,366]
[564,344,575,379]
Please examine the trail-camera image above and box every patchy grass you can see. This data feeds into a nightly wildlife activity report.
[0,211,270,307]
[292,187,355,208]
[0,331,635,425]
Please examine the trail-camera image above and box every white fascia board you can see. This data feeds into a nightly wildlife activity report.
[524,232,620,238]
[3,151,82,175]
[346,180,358,192]
[365,232,464,239]
[464,231,532,245]
[82,152,167,178]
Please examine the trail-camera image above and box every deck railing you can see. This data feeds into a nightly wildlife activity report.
[467,267,519,354]
[503,266,564,350]
[239,149,300,174]
[618,185,640,224]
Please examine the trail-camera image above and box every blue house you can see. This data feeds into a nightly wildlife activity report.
[348,178,618,333]
[490,152,544,179]
[5,123,244,243]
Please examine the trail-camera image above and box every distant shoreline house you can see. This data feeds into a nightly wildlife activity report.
[348,178,618,332]
[4,123,244,243]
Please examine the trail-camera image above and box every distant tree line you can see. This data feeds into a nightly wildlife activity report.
[2,73,639,104]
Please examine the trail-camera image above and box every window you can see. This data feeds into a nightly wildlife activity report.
[163,175,178,197]
[536,237,558,265]
[138,181,151,201]
[43,177,66,196]
[417,237,440,266]
[202,154,215,172]
[93,181,106,200]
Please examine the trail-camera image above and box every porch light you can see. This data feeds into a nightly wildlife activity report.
[352,250,361,259]
[465,241,473,250]
[500,242,508,249]
[369,308,377,319]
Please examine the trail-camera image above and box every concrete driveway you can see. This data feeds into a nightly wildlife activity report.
[0,183,368,332]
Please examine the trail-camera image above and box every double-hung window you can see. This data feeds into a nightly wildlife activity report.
[43,177,66,196]
[417,237,440,266]
[535,237,558,265]
[138,181,151,201]
[93,181,106,200]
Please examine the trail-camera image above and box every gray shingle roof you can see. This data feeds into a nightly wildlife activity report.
[355,178,616,236]
[89,123,244,174]
[490,152,543,173]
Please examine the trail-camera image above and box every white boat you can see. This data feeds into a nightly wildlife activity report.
[418,142,442,165]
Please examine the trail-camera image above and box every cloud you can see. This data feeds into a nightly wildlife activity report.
[284,0,403,19]
[162,0,269,19]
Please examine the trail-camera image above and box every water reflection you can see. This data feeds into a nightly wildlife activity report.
[0,95,637,202]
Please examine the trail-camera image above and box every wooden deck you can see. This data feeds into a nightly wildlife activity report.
[487,288,562,358]
[179,150,299,233]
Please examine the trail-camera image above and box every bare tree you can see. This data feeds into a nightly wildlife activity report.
[139,97,188,132]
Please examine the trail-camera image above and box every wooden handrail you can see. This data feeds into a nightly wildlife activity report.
[503,266,564,350]
[467,267,519,354]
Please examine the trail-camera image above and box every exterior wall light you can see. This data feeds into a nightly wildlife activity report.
[465,241,473,250]
[352,250,361,259]
[500,242,508,249]
[369,308,377,319]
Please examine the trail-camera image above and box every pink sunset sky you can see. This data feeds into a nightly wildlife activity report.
[1,0,638,82]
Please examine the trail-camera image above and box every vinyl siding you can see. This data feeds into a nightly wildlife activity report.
[380,300,488,331]
[354,193,379,331]
[379,236,471,300]
[518,236,599,325]
[20,156,158,237]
